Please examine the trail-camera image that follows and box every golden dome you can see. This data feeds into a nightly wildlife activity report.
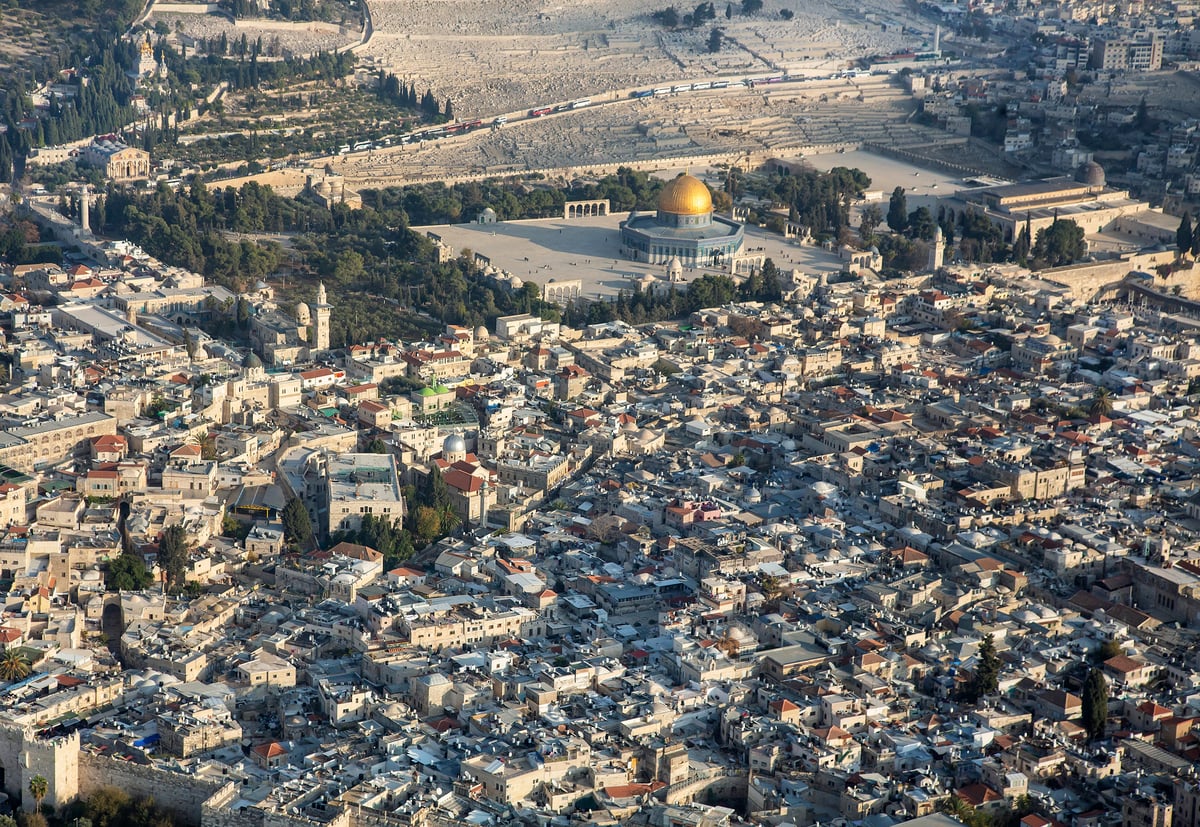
[658,173,713,216]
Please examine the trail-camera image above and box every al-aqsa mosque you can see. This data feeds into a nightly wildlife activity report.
[619,173,745,267]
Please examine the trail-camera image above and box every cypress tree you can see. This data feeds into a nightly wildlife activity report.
[282,497,313,546]
[972,633,1000,699]
[1082,667,1108,741]
[887,186,908,233]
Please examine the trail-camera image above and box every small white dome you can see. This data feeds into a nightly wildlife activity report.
[443,433,466,455]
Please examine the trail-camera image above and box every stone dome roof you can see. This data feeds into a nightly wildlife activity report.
[1076,160,1106,188]
[474,325,489,340]
[443,433,466,455]
[244,352,263,370]
[658,173,713,216]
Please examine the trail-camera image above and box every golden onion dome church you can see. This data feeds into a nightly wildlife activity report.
[619,173,745,267]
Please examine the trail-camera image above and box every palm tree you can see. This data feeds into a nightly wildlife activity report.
[716,630,740,659]
[760,575,783,609]
[189,430,218,461]
[1089,387,1114,418]
[28,775,47,814]
[0,648,30,682]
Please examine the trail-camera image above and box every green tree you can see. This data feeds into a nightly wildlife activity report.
[887,186,908,233]
[413,505,442,540]
[974,633,1001,697]
[1012,221,1031,266]
[1032,218,1085,267]
[84,787,131,827]
[859,203,883,242]
[1095,637,1122,662]
[366,437,389,453]
[157,525,189,591]
[1082,666,1109,741]
[420,466,451,511]
[189,430,217,461]
[221,514,251,542]
[439,504,461,534]
[28,776,47,814]
[332,250,365,285]
[707,27,724,52]
[81,787,174,827]
[651,7,680,27]
[938,795,980,827]
[907,206,936,241]
[958,633,1000,703]
[1089,387,1114,418]
[741,0,763,13]
[281,497,313,547]
[1135,97,1152,131]
[1178,212,1193,257]
[0,648,31,682]
[394,531,416,563]
[106,553,153,591]
[759,574,783,607]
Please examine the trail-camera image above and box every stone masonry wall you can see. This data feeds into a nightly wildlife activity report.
[78,752,224,827]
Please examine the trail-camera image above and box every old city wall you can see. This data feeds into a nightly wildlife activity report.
[1042,249,1190,301]
[78,752,224,826]
[0,726,79,812]
[0,725,25,803]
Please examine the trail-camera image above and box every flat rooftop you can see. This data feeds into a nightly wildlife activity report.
[326,453,402,502]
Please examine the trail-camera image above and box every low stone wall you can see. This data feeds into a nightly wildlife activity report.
[152,2,221,12]
[862,139,984,177]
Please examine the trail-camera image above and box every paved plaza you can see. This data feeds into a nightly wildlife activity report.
[802,149,980,211]
[419,150,972,300]
[420,208,845,300]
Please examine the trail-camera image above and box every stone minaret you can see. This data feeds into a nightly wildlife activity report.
[313,282,332,351]
[79,185,90,235]
[928,225,944,272]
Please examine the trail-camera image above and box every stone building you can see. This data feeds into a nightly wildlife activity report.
[81,136,150,181]
[939,162,1171,246]
[620,173,744,266]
